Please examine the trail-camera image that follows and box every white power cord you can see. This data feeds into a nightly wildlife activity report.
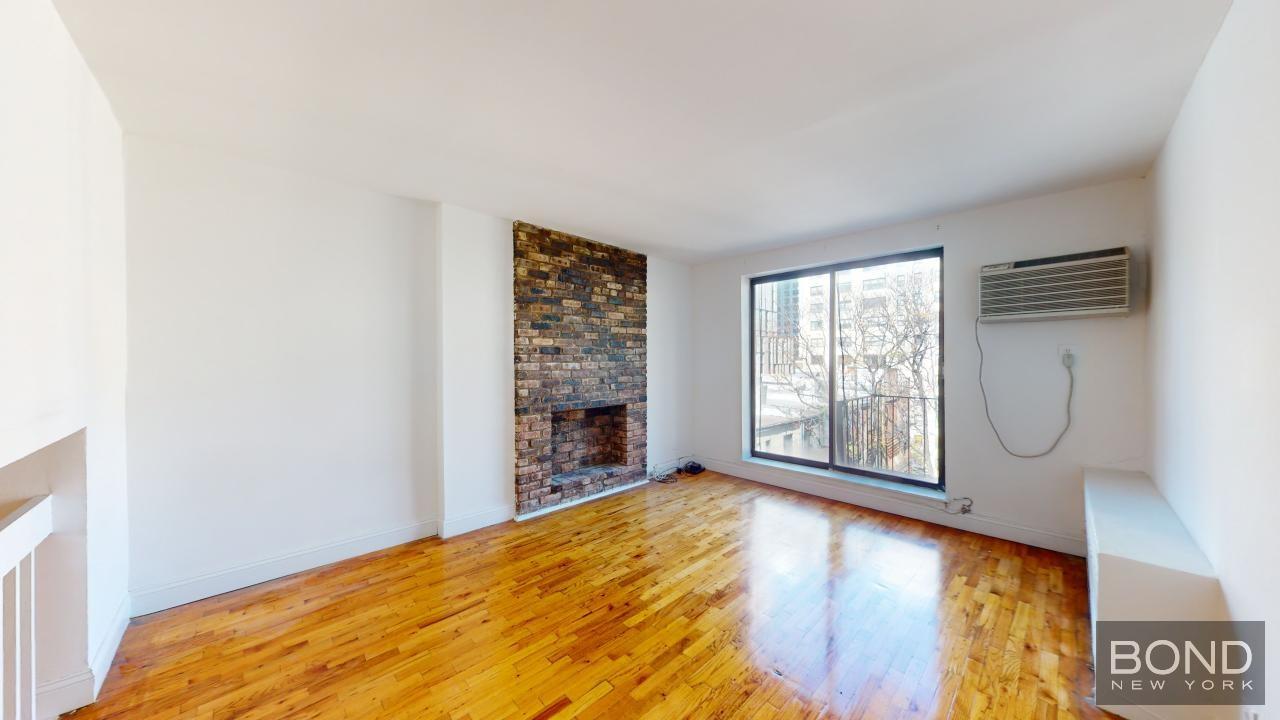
[974,317,1074,458]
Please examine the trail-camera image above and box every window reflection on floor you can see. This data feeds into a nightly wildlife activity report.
[747,495,942,713]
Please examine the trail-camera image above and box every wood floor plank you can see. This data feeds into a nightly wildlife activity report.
[67,472,1113,719]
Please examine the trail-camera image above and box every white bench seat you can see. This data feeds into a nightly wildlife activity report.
[1084,468,1223,623]
[1082,468,1226,719]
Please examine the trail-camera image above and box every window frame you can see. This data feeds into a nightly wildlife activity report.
[748,247,945,490]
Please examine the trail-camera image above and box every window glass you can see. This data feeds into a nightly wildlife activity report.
[752,251,942,485]
[752,273,829,464]
[833,256,941,482]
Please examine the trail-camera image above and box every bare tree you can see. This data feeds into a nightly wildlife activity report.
[832,265,940,475]
[755,264,939,475]
[759,296,829,453]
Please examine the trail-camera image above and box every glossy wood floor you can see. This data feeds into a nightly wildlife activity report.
[70,472,1111,719]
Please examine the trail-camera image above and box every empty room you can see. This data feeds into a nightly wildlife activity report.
[2,0,1276,718]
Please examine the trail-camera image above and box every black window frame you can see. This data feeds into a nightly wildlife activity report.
[748,247,945,490]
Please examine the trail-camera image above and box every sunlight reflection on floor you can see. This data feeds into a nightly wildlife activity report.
[747,494,945,714]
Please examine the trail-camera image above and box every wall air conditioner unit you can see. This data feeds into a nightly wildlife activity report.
[979,247,1130,322]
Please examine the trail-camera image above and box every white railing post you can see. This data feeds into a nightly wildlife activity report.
[0,551,40,720]
[0,570,5,718]
[3,562,15,719]
[0,497,52,720]
[18,553,33,719]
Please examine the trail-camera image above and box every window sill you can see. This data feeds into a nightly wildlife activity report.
[743,456,946,502]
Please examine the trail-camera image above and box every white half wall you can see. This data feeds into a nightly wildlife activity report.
[691,179,1151,555]
[1148,0,1279,711]
[435,204,517,538]
[0,435,91,717]
[125,137,437,614]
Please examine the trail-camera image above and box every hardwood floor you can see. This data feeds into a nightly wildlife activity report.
[70,472,1110,719]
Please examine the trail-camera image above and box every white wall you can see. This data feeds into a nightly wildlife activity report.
[435,204,517,536]
[0,0,130,713]
[432,207,694,533]
[2,0,93,469]
[411,203,440,546]
[647,257,694,471]
[125,137,436,614]
[1148,0,1279,710]
[691,179,1151,554]
[80,40,130,695]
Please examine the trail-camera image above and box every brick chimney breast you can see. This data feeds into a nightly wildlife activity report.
[513,222,647,515]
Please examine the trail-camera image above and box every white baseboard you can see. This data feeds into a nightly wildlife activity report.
[440,505,513,539]
[701,457,1086,556]
[90,592,131,694]
[37,668,94,720]
[130,519,439,616]
[36,592,131,719]
[515,479,649,522]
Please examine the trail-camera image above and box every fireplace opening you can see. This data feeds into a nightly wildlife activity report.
[550,405,630,484]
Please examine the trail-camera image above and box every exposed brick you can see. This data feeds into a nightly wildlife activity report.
[513,221,646,513]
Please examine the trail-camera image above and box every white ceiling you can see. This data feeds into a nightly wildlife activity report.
[55,0,1229,261]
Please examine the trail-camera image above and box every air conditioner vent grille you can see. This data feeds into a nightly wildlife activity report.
[979,248,1130,322]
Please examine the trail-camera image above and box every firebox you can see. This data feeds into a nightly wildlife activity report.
[548,403,645,488]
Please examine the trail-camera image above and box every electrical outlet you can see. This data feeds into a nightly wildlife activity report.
[1245,711,1261,720]
[1058,345,1077,362]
